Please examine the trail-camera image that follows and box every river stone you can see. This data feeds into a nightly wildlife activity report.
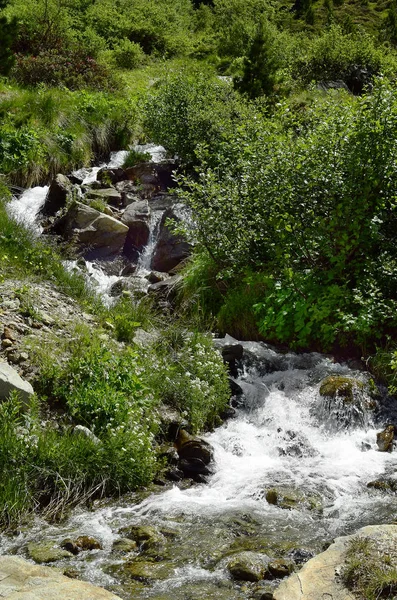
[75,536,102,551]
[120,525,164,550]
[123,560,176,582]
[0,361,34,405]
[50,201,128,259]
[376,424,394,452]
[319,375,363,402]
[41,173,74,216]
[121,200,151,258]
[268,559,294,578]
[227,551,271,582]
[0,555,122,599]
[273,524,397,600]
[97,167,127,186]
[27,541,73,563]
[112,538,138,553]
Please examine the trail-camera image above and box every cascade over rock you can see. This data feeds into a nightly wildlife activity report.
[151,207,191,272]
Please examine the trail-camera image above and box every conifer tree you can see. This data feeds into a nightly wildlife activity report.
[234,20,280,99]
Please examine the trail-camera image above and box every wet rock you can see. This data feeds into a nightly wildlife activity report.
[229,378,243,396]
[376,424,394,452]
[75,536,103,551]
[61,539,80,555]
[120,525,164,550]
[50,201,128,259]
[268,559,294,579]
[265,489,278,505]
[146,270,168,284]
[112,538,138,553]
[176,430,213,464]
[151,208,191,272]
[165,467,184,481]
[27,541,72,563]
[286,548,314,565]
[1,339,13,349]
[319,376,363,402]
[41,173,74,217]
[227,551,271,582]
[0,556,122,599]
[97,167,127,186]
[222,344,244,377]
[0,361,34,405]
[123,559,177,582]
[367,478,397,492]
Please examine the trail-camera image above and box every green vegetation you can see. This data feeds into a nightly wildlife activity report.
[342,536,397,599]
[3,0,397,529]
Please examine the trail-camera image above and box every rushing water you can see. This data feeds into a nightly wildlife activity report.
[1,340,396,599]
[4,147,397,599]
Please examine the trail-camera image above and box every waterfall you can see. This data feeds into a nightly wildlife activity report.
[136,210,165,274]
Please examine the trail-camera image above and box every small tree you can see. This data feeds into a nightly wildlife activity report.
[0,0,17,75]
[234,19,280,99]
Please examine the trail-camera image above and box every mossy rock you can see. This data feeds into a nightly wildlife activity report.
[112,538,138,553]
[268,559,294,578]
[264,486,323,512]
[27,541,72,564]
[123,559,176,582]
[75,536,102,551]
[119,525,164,550]
[227,551,271,582]
[319,376,364,403]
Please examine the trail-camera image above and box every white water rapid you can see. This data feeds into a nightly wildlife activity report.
[1,341,396,599]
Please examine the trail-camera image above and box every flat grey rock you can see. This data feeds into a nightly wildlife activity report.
[0,361,34,405]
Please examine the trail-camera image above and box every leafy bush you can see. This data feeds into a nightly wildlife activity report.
[291,25,396,91]
[144,71,247,164]
[113,39,146,69]
[176,79,397,351]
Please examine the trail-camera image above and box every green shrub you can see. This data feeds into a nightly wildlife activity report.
[113,39,146,69]
[122,148,151,168]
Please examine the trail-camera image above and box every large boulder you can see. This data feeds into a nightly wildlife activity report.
[121,200,151,259]
[273,524,397,600]
[125,161,177,198]
[0,555,122,599]
[151,208,191,273]
[85,188,123,208]
[41,174,74,217]
[50,201,128,259]
[174,428,214,479]
[0,361,34,406]
[97,167,127,186]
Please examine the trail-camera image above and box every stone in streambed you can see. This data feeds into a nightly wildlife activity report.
[119,525,164,550]
[112,538,138,553]
[227,551,271,582]
[27,541,73,563]
[268,559,294,579]
[75,535,103,551]
[123,560,176,582]
[319,375,364,402]
[376,424,395,452]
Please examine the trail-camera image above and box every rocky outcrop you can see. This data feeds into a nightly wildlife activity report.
[0,555,122,599]
[85,187,123,208]
[41,174,74,217]
[273,524,397,600]
[50,201,129,259]
[125,161,177,198]
[151,208,191,272]
[0,361,34,405]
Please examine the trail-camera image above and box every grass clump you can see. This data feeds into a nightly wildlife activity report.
[342,536,397,599]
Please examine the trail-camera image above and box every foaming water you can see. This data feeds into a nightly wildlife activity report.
[7,186,48,232]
